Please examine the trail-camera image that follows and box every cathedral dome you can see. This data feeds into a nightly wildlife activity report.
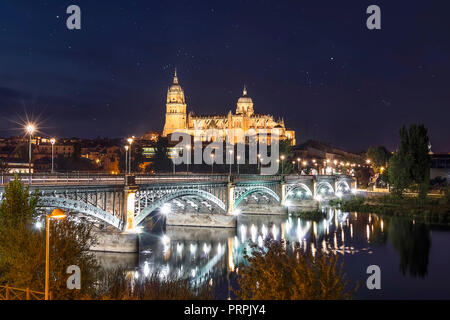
[236,86,254,115]
[238,86,253,104]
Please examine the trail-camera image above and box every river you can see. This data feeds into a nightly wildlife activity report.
[98,208,450,299]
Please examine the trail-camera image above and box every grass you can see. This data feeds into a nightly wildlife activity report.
[328,194,450,224]
[289,209,328,220]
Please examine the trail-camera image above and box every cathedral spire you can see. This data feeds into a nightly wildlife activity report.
[243,85,247,96]
[173,68,179,84]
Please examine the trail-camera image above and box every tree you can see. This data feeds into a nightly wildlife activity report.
[152,137,171,172]
[234,240,357,300]
[408,125,430,199]
[388,151,412,197]
[0,159,8,174]
[275,139,295,174]
[131,144,146,173]
[366,146,391,173]
[388,124,430,199]
[0,175,99,299]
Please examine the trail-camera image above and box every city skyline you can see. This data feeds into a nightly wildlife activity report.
[0,1,449,153]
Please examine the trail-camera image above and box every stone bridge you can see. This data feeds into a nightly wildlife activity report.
[0,174,356,232]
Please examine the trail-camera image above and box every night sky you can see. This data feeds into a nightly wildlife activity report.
[0,0,449,153]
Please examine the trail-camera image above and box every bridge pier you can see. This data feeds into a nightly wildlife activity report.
[281,180,286,206]
[313,180,317,199]
[227,182,235,214]
[123,175,138,232]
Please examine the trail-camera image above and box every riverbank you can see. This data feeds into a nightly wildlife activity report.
[329,194,450,224]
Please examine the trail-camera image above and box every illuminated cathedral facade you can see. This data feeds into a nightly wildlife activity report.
[162,70,296,145]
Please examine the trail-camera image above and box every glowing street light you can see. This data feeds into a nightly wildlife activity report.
[25,123,36,176]
[172,150,177,174]
[237,155,241,175]
[185,145,191,174]
[50,138,56,173]
[228,150,233,175]
[127,137,134,174]
[45,208,67,300]
[280,155,285,175]
[124,145,129,173]
[210,153,215,174]
[259,157,263,175]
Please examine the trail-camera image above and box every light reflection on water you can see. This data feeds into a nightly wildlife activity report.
[130,208,450,299]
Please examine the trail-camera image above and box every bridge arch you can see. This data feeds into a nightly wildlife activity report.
[286,183,313,200]
[38,196,123,230]
[134,189,226,226]
[233,186,281,209]
[336,180,351,193]
[316,181,335,195]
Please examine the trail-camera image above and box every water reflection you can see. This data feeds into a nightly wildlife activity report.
[135,208,440,298]
[388,218,431,278]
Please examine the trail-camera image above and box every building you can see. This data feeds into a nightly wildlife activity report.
[37,143,74,158]
[430,153,450,180]
[162,70,295,145]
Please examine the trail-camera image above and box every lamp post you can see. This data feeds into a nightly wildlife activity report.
[210,154,215,174]
[172,150,177,174]
[237,155,241,175]
[185,145,191,175]
[257,154,261,171]
[50,138,56,174]
[280,155,285,175]
[259,157,263,175]
[297,158,301,173]
[124,146,129,174]
[228,150,233,175]
[45,208,67,300]
[25,124,35,177]
[127,137,134,174]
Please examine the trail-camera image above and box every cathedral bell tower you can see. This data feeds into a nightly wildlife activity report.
[162,69,187,137]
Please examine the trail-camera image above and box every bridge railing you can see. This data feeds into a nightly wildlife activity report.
[0,172,355,186]
[0,173,125,186]
[0,285,47,300]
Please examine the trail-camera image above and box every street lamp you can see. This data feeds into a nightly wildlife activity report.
[50,138,56,174]
[25,124,35,176]
[210,153,215,174]
[280,155,285,175]
[296,158,301,173]
[127,137,134,174]
[185,145,191,175]
[259,157,263,175]
[124,145,129,174]
[237,155,241,175]
[172,150,177,174]
[228,150,233,175]
[257,154,261,171]
[45,208,67,300]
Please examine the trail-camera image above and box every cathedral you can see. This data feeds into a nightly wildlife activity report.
[162,70,295,145]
